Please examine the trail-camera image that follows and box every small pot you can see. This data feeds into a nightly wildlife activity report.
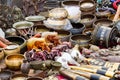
[11,74,28,80]
[13,21,34,37]
[6,36,27,54]
[27,77,42,80]
[5,28,17,36]
[0,70,14,80]
[93,19,113,28]
[81,9,96,15]
[95,8,111,19]
[3,44,20,56]
[34,25,50,34]
[53,30,72,41]
[25,16,45,26]
[5,54,25,70]
[70,34,91,48]
[69,23,85,35]
[80,0,96,12]
[83,28,94,36]
[81,14,96,28]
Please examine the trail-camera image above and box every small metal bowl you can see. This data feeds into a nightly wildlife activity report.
[70,34,91,48]
[11,74,28,80]
[6,36,27,54]
[83,28,94,36]
[34,25,50,34]
[80,0,96,12]
[81,14,96,28]
[93,19,113,28]
[13,21,34,37]
[3,43,20,56]
[0,70,14,80]
[25,16,45,26]
[5,54,25,70]
[95,8,111,19]
[69,23,85,35]
[53,30,72,41]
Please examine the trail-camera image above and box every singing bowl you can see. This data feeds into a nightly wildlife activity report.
[13,21,34,30]
[6,36,27,54]
[3,44,20,56]
[93,19,113,28]
[25,16,45,22]
[25,16,45,26]
[69,23,85,35]
[70,34,91,48]
[11,74,28,80]
[95,8,111,19]
[53,30,72,41]
[34,25,50,34]
[5,54,25,70]
[81,14,96,28]
[83,28,94,36]
[0,70,14,80]
[80,0,96,12]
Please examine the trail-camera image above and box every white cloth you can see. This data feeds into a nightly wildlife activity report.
[0,28,5,38]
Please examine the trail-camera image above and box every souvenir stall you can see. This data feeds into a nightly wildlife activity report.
[0,0,120,80]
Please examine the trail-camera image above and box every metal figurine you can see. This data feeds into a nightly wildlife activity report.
[12,6,24,22]
[22,0,45,16]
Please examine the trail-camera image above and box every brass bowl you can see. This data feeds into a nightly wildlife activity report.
[93,19,113,28]
[11,74,28,80]
[3,44,20,56]
[81,14,96,28]
[70,34,91,48]
[6,36,27,54]
[34,25,50,34]
[95,8,111,19]
[80,0,96,12]
[53,30,72,42]
[83,28,94,36]
[25,16,45,26]
[13,21,34,30]
[5,54,25,70]
[69,23,85,35]
[13,21,34,36]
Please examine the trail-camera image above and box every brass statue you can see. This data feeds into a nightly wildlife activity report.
[12,6,24,22]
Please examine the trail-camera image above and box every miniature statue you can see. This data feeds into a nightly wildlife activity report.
[12,6,24,22]
[22,0,45,16]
